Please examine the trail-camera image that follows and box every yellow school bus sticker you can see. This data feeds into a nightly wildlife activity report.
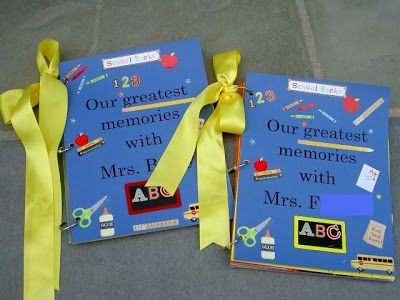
[294,216,346,253]
[351,254,394,274]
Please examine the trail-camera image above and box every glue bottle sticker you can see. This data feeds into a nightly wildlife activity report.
[261,230,275,260]
[99,208,115,237]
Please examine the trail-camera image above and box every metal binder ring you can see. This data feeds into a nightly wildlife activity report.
[236,86,255,95]
[227,160,250,173]
[59,217,81,231]
[225,236,244,249]
[57,143,74,153]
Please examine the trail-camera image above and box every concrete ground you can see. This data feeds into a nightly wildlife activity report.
[0,0,399,299]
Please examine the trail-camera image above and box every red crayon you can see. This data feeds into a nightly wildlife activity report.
[297,103,317,111]
[72,65,88,81]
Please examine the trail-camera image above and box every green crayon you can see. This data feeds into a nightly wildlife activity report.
[290,114,315,119]
[86,74,108,85]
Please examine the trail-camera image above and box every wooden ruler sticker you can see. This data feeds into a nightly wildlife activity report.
[353,97,384,126]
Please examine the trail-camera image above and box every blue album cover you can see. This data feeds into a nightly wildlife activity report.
[231,73,395,281]
[60,38,232,243]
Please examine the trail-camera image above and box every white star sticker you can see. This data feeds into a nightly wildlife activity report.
[185,78,191,85]
[368,129,374,134]
[70,118,76,124]
[249,139,256,145]
[376,194,382,200]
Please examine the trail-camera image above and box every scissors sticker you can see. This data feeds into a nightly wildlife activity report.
[72,195,108,228]
[237,217,271,247]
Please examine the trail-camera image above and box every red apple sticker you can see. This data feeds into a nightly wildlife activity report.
[75,133,89,147]
[343,96,360,113]
[253,158,268,172]
[161,52,178,69]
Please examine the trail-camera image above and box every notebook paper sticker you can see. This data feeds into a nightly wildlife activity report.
[320,194,373,216]
[356,164,380,192]
[363,220,386,249]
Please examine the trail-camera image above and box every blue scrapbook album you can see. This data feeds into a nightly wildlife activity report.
[231,73,395,281]
[60,38,232,243]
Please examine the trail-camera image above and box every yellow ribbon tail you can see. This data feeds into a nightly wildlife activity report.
[0,39,67,299]
[197,110,230,249]
[145,82,222,194]
[146,50,245,249]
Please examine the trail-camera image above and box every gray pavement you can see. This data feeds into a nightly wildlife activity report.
[0,1,399,299]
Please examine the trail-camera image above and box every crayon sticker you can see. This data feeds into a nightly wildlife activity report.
[282,99,303,111]
[64,64,81,82]
[72,65,88,81]
[86,74,108,85]
[297,103,317,111]
[76,76,86,95]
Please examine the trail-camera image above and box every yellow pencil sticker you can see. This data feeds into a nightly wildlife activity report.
[298,139,373,152]
[121,97,194,112]
[294,216,346,253]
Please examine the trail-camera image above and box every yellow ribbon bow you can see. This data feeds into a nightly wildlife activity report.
[0,39,67,299]
[146,50,245,249]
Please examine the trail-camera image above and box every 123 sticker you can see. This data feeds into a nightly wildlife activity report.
[294,216,346,253]
[125,180,181,215]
